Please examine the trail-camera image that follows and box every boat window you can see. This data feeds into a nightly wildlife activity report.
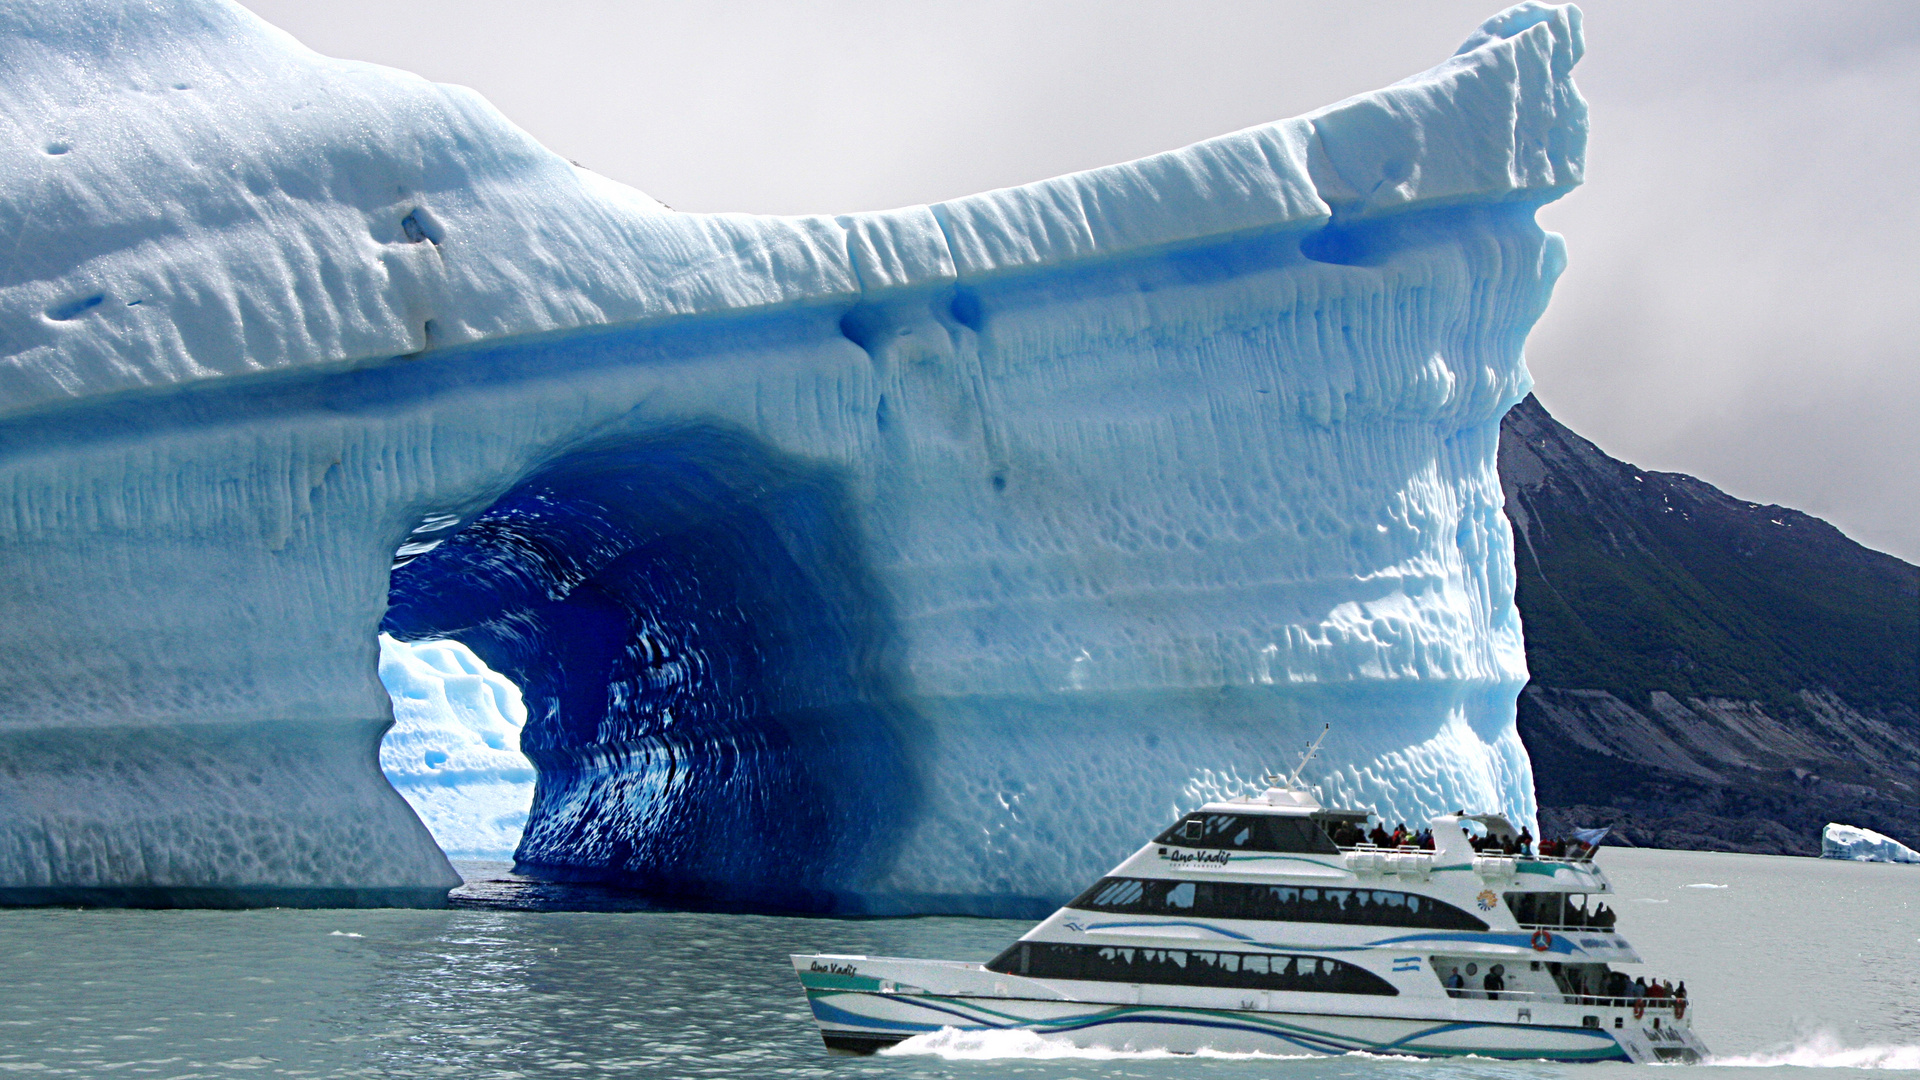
[985,942,1397,996]
[1087,879,1145,908]
[1068,877,1489,931]
[1153,813,1341,854]
[1504,892,1616,930]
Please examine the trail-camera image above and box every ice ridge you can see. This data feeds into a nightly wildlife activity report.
[0,0,1582,413]
[0,0,1584,911]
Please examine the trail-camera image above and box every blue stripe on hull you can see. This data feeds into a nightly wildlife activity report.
[805,992,1630,1062]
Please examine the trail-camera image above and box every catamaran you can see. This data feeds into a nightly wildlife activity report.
[793,733,1707,1062]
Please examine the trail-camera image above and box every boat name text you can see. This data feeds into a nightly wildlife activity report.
[1161,849,1231,866]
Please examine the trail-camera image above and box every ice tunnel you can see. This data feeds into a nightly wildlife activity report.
[382,429,919,908]
[0,0,1584,910]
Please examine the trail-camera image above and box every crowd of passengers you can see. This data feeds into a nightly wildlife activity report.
[1327,820,1600,860]
[1441,963,1686,1010]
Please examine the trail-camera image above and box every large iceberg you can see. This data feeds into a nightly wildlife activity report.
[0,0,1583,910]
[1821,824,1920,864]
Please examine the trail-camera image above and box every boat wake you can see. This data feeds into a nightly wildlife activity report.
[1711,1033,1920,1070]
[881,1028,1167,1060]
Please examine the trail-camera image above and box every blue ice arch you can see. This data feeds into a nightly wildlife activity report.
[0,0,1584,911]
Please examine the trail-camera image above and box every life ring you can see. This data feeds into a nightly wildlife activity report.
[1674,999,1687,1020]
[1633,1000,1646,1020]
[1530,928,1552,952]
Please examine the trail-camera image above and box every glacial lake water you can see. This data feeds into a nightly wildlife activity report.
[1,848,1915,1078]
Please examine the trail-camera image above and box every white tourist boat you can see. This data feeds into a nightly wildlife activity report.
[793,740,1707,1062]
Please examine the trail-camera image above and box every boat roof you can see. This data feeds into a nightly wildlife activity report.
[1202,787,1371,821]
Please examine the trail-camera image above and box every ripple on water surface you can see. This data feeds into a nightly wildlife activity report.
[0,849,1914,1078]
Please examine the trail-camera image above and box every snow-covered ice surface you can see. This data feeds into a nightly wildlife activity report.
[376,635,532,861]
[0,0,1584,909]
[1821,823,1920,864]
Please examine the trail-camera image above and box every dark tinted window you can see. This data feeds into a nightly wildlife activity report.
[1153,813,1340,854]
[1069,877,1488,931]
[986,942,1396,996]
[1505,892,1615,930]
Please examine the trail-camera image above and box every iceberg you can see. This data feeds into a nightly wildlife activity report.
[1821,823,1920,864]
[376,635,533,861]
[0,0,1584,910]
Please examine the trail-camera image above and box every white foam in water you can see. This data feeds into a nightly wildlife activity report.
[1685,883,1730,889]
[1712,1033,1920,1070]
[883,1028,1174,1060]
[376,634,534,860]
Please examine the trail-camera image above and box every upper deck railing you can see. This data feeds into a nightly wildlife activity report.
[1443,987,1687,1015]
[1333,842,1597,866]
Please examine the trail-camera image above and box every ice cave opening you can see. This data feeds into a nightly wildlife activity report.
[378,426,918,911]
[376,633,534,862]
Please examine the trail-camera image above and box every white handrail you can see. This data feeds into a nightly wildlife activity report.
[1444,987,1686,1010]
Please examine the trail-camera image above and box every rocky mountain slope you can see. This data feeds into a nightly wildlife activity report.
[1500,395,1920,854]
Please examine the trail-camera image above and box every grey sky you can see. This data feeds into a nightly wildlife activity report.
[242,0,1920,563]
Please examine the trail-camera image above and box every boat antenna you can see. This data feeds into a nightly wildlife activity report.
[1265,723,1329,790]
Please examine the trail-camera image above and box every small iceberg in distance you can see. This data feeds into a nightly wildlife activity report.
[1821,823,1920,864]
[377,635,536,860]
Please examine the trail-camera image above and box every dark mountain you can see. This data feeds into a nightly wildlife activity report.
[1499,394,1920,855]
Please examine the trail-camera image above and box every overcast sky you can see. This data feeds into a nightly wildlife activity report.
[243,0,1920,563]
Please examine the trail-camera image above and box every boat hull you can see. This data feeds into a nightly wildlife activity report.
[794,956,1705,1063]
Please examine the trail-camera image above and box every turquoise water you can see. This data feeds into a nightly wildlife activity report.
[0,848,1914,1078]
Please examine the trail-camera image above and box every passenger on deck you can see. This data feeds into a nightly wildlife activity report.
[1333,821,1364,847]
[1500,834,1518,855]
[1391,823,1409,847]
[1517,827,1534,856]
[1417,828,1434,850]
[1539,837,1561,857]
[1370,824,1393,848]
[1446,968,1465,994]
[1484,964,1505,1001]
